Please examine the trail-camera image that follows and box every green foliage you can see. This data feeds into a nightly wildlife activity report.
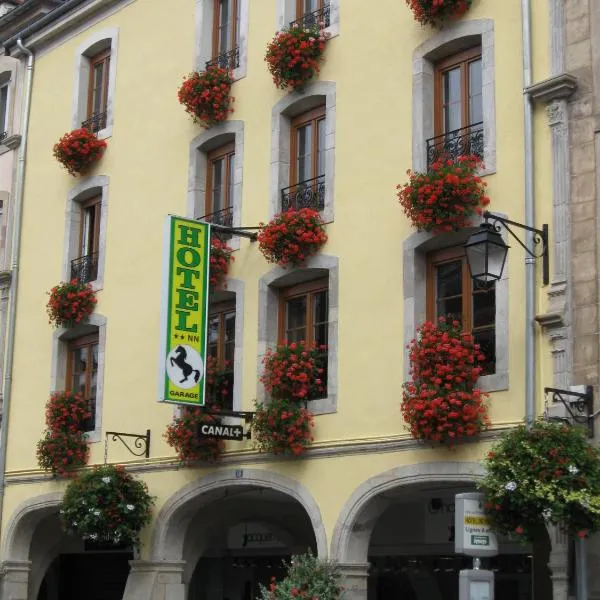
[257,551,342,600]
[60,464,155,547]
[479,420,600,541]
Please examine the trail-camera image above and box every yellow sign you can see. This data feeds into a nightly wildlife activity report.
[464,516,490,526]
[158,216,210,405]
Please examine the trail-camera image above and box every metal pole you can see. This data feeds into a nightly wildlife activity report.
[576,537,588,600]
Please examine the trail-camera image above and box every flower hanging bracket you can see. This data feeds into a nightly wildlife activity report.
[544,386,595,438]
[105,430,151,459]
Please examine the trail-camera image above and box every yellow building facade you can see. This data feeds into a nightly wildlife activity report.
[0,0,578,599]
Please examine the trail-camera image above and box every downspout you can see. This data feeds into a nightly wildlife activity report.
[0,38,33,551]
[521,0,535,427]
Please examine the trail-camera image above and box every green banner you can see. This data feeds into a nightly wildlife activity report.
[159,216,210,406]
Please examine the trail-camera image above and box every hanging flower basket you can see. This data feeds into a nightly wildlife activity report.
[46,279,97,328]
[178,65,234,127]
[251,397,314,456]
[60,464,155,547]
[258,208,328,267]
[479,420,600,541]
[401,317,490,445]
[258,551,342,600]
[397,155,490,234]
[210,238,235,291]
[405,0,473,27]
[36,391,91,476]
[53,128,107,176]
[261,341,327,401]
[265,23,330,90]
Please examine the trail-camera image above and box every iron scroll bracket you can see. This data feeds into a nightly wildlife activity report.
[205,223,260,241]
[483,210,549,285]
[105,430,151,459]
[543,387,595,438]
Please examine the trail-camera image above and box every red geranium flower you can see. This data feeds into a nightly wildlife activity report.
[46,279,97,328]
[405,0,473,26]
[53,128,107,176]
[209,238,235,291]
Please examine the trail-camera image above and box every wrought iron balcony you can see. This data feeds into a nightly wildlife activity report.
[0,131,8,143]
[71,252,99,284]
[81,111,107,134]
[426,122,484,170]
[281,175,325,212]
[289,3,331,28]
[201,206,234,239]
[206,46,240,70]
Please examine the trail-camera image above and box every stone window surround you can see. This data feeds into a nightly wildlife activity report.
[277,0,340,39]
[403,223,509,393]
[195,0,249,81]
[0,56,22,156]
[63,175,109,292]
[412,19,496,176]
[50,314,107,443]
[270,81,336,222]
[72,27,119,140]
[187,120,244,252]
[258,254,339,415]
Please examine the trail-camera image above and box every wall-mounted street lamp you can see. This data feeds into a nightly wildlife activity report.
[464,211,549,285]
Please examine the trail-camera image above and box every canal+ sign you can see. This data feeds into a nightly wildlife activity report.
[158,216,210,407]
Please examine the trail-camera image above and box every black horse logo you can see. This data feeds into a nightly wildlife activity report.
[170,345,200,384]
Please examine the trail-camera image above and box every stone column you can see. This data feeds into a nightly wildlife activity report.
[122,560,186,600]
[0,560,31,600]
[547,524,570,600]
[338,562,370,600]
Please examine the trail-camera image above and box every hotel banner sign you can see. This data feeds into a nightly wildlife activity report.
[158,215,210,406]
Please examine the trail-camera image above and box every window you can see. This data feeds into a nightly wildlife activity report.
[0,83,8,137]
[427,247,495,375]
[209,0,240,69]
[279,278,328,398]
[204,142,235,230]
[294,0,330,27]
[85,48,110,133]
[427,47,483,168]
[71,196,100,284]
[66,333,99,432]
[207,301,235,410]
[283,106,326,212]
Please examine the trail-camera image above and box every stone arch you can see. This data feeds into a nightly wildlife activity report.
[2,492,63,561]
[151,468,328,563]
[330,461,484,564]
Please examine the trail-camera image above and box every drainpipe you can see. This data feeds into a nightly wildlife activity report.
[521,0,535,427]
[0,37,33,552]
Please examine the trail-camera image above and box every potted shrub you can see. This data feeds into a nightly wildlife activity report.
[258,208,328,267]
[260,341,327,401]
[397,155,490,234]
[251,397,314,457]
[209,238,235,291]
[265,23,330,90]
[59,464,155,547]
[405,0,473,27]
[46,279,97,328]
[258,551,342,600]
[178,65,234,127]
[53,128,107,176]
[36,391,91,477]
[401,317,489,445]
[480,420,600,541]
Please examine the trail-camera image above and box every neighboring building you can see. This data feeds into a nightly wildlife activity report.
[0,1,578,599]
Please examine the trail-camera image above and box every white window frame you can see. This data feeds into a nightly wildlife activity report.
[258,254,339,415]
[412,19,496,175]
[195,0,249,81]
[72,27,119,140]
[277,0,340,39]
[63,176,109,292]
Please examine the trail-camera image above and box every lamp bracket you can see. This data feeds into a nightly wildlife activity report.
[483,211,549,285]
[543,386,594,438]
[208,223,259,241]
[105,430,151,458]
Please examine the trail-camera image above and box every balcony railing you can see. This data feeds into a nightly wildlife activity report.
[71,252,99,284]
[281,175,325,212]
[206,46,240,71]
[426,122,484,170]
[289,3,331,28]
[201,206,234,239]
[81,111,107,134]
[0,131,8,143]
